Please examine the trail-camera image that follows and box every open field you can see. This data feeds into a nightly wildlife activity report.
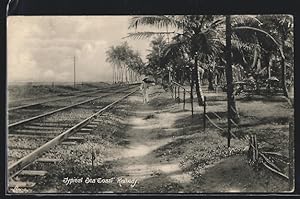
[8,82,112,103]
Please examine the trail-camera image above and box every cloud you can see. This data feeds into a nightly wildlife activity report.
[7,16,150,82]
[43,70,56,80]
[8,51,40,81]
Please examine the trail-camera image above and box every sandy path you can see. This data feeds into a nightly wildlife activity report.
[103,90,284,193]
[105,94,192,192]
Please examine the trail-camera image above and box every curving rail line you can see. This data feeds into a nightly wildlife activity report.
[8,84,124,111]
[8,85,134,128]
[8,88,138,176]
[8,87,100,104]
[7,86,139,189]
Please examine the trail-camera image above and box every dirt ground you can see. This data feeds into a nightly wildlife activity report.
[10,85,292,194]
[97,86,292,193]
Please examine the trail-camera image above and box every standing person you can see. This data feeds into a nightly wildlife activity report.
[140,78,150,104]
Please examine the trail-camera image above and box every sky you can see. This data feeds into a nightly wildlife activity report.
[7,16,159,83]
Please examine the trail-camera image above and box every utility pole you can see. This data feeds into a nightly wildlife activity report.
[225,15,233,148]
[74,55,76,88]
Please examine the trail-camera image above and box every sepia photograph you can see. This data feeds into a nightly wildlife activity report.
[6,15,294,194]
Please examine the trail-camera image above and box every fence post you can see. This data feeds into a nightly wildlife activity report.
[174,85,176,99]
[91,147,95,168]
[203,96,206,131]
[248,136,252,161]
[254,134,258,162]
[191,85,194,118]
[249,135,253,162]
[227,103,237,148]
[252,135,255,162]
[289,121,294,191]
[177,86,180,104]
[175,86,177,99]
[227,119,232,148]
[183,90,186,110]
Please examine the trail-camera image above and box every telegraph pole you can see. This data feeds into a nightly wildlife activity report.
[225,15,233,148]
[74,55,76,88]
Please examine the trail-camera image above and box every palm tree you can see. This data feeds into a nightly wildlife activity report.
[127,15,291,121]
[259,15,293,98]
[232,15,293,98]
[225,15,238,146]
[105,46,118,83]
[106,42,145,85]
[127,15,227,106]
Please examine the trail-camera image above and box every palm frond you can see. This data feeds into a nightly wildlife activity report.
[231,15,263,27]
[128,16,182,30]
[207,17,225,29]
[231,34,255,51]
[124,31,175,40]
[232,26,283,59]
[163,40,188,56]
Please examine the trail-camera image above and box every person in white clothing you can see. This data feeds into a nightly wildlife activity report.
[140,79,149,104]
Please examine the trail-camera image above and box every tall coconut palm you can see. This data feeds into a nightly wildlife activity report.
[257,15,293,98]
[106,42,144,84]
[105,46,118,83]
[225,15,237,146]
[127,15,282,122]
[127,15,227,106]
[232,15,293,98]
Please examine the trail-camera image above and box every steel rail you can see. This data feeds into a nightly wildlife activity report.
[9,87,99,104]
[8,86,134,128]
[8,85,122,111]
[8,87,138,177]
[9,83,139,104]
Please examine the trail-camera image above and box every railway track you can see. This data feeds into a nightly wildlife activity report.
[8,84,136,126]
[9,86,97,102]
[7,85,139,191]
[8,84,125,111]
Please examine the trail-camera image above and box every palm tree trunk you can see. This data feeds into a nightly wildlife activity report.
[190,69,194,117]
[251,45,258,69]
[113,64,116,83]
[116,66,119,82]
[127,68,130,83]
[119,66,122,82]
[126,67,128,83]
[208,69,214,90]
[280,40,289,98]
[267,55,272,79]
[118,66,121,82]
[168,66,172,82]
[121,66,124,82]
[181,69,184,85]
[225,15,240,125]
[193,56,204,106]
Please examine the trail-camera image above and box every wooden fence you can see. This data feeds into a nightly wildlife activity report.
[169,81,294,189]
